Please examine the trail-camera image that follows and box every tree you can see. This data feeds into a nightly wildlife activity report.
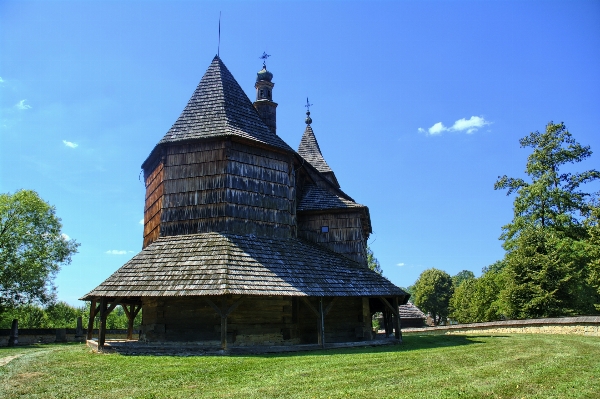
[584,204,600,310]
[452,270,475,288]
[495,122,600,318]
[412,268,453,325]
[366,246,383,275]
[0,190,79,310]
[450,261,506,323]
[495,122,599,248]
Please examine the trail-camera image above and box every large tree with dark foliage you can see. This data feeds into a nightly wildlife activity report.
[412,268,453,325]
[495,122,600,318]
[0,190,79,311]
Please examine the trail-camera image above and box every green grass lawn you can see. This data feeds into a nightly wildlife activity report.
[1,334,599,399]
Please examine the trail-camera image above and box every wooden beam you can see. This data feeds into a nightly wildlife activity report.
[301,297,319,317]
[224,298,244,317]
[323,297,337,316]
[133,304,142,318]
[221,297,227,351]
[105,298,123,316]
[379,297,400,318]
[204,297,222,317]
[319,298,325,348]
[98,298,108,348]
[393,296,402,342]
[86,300,96,340]
[122,303,132,319]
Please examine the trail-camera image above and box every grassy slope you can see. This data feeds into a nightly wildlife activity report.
[0,334,599,399]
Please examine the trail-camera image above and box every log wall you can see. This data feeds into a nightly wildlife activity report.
[140,296,372,345]
[297,211,368,265]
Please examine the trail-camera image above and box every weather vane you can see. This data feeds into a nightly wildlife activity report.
[305,98,313,125]
[305,97,313,112]
[259,52,271,68]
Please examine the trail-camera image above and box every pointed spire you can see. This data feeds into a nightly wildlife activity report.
[297,104,340,188]
[158,56,290,152]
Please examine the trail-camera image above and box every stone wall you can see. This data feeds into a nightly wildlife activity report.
[403,316,600,336]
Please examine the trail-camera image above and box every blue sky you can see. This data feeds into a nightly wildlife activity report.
[1,1,599,306]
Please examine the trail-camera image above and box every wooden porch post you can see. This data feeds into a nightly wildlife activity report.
[122,304,139,340]
[221,297,228,350]
[127,305,135,340]
[393,296,402,341]
[98,298,108,348]
[379,297,402,342]
[319,297,325,348]
[86,300,96,340]
[205,297,244,351]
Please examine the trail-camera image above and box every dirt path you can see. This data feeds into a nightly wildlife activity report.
[0,355,23,367]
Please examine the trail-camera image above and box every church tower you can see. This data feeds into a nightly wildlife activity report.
[253,58,278,134]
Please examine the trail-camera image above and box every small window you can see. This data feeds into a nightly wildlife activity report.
[321,226,329,233]
[260,89,264,98]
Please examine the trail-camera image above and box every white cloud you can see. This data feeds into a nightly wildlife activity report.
[139,219,144,225]
[61,233,71,241]
[428,122,447,135]
[62,140,78,148]
[450,116,490,134]
[15,99,31,110]
[106,250,127,255]
[420,116,491,136]
[0,77,4,83]
[396,263,405,267]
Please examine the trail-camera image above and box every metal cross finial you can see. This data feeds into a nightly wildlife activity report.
[305,97,313,112]
[260,52,271,68]
[305,98,313,125]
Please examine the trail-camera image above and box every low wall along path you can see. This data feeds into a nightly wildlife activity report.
[403,316,600,336]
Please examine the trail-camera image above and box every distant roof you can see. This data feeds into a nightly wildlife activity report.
[297,184,363,212]
[156,55,293,153]
[82,233,407,299]
[399,302,426,319]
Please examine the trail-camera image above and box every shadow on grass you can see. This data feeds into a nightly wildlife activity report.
[87,334,486,358]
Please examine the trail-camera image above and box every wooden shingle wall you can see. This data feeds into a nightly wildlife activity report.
[160,141,228,236]
[143,161,164,248]
[297,211,368,265]
[151,139,296,239]
[224,141,295,238]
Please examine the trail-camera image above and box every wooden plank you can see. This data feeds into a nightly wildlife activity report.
[393,296,402,342]
[221,297,227,350]
[98,298,107,348]
[86,300,96,340]
[319,298,325,348]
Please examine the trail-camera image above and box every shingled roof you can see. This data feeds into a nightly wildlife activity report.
[298,124,339,187]
[297,184,363,212]
[157,56,293,153]
[399,302,426,319]
[82,233,407,299]
[298,125,332,172]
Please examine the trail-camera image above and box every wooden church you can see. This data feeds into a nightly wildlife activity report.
[82,55,409,350]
